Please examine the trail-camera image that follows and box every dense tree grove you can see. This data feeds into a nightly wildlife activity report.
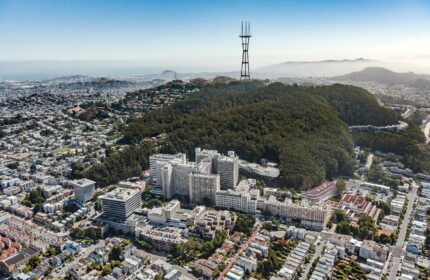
[314,84,398,126]
[234,214,256,235]
[353,125,429,173]
[174,230,228,264]
[71,227,103,240]
[85,81,401,189]
[335,214,378,240]
[83,143,155,187]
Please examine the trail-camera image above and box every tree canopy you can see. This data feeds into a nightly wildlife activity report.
[86,81,401,189]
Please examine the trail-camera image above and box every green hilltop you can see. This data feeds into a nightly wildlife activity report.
[116,81,399,188]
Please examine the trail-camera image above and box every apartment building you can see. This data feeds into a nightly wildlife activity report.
[215,180,329,231]
[261,196,329,231]
[67,178,96,204]
[215,180,259,214]
[99,187,141,221]
[359,240,389,262]
[302,181,336,203]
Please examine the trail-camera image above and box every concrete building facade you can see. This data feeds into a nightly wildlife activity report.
[69,179,96,204]
[189,173,220,206]
[100,187,141,221]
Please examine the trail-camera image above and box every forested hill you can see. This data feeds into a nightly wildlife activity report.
[313,84,399,126]
[120,81,399,188]
[122,82,398,142]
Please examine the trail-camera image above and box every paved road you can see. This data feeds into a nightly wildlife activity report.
[50,239,106,279]
[218,225,261,280]
[299,240,325,280]
[396,182,417,247]
[387,182,418,280]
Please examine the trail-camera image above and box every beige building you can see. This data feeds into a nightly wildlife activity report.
[359,240,389,262]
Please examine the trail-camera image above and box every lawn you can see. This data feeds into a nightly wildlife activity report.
[56,146,70,154]
[331,259,367,280]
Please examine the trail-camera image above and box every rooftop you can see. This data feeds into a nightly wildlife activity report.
[100,187,140,202]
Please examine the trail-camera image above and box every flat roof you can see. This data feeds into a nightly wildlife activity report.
[100,187,140,202]
[4,247,38,266]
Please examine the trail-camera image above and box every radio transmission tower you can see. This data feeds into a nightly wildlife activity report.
[240,21,251,80]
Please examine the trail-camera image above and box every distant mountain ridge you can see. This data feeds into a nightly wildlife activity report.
[273,58,374,64]
[257,58,383,77]
[335,67,430,88]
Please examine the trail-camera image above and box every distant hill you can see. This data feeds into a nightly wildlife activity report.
[161,70,177,80]
[44,75,90,84]
[66,77,133,89]
[257,58,382,77]
[212,76,235,84]
[335,67,430,88]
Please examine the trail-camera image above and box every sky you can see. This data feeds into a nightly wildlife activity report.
[1,0,430,72]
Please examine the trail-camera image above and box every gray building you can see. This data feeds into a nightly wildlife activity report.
[69,179,96,204]
[195,148,239,189]
[159,155,213,200]
[189,173,220,206]
[213,152,239,189]
[150,153,186,185]
[100,187,141,221]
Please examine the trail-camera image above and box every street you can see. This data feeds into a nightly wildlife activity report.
[387,181,418,280]
[218,225,262,280]
[50,240,106,279]
[299,240,325,280]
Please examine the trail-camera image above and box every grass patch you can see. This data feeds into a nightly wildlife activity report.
[56,146,70,154]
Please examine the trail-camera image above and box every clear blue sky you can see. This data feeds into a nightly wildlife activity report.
[1,0,430,70]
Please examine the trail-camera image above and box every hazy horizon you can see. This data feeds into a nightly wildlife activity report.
[2,0,430,79]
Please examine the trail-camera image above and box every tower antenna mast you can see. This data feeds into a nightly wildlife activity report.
[239,21,251,80]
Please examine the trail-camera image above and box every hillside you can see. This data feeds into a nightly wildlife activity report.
[335,67,430,88]
[119,82,399,188]
[313,84,399,126]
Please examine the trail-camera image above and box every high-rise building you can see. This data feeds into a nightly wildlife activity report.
[214,152,239,189]
[160,163,173,199]
[151,148,239,201]
[150,153,186,185]
[157,153,213,200]
[171,160,196,198]
[69,179,96,204]
[99,187,141,221]
[195,147,219,164]
[195,148,239,189]
[196,158,212,174]
[189,173,220,206]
